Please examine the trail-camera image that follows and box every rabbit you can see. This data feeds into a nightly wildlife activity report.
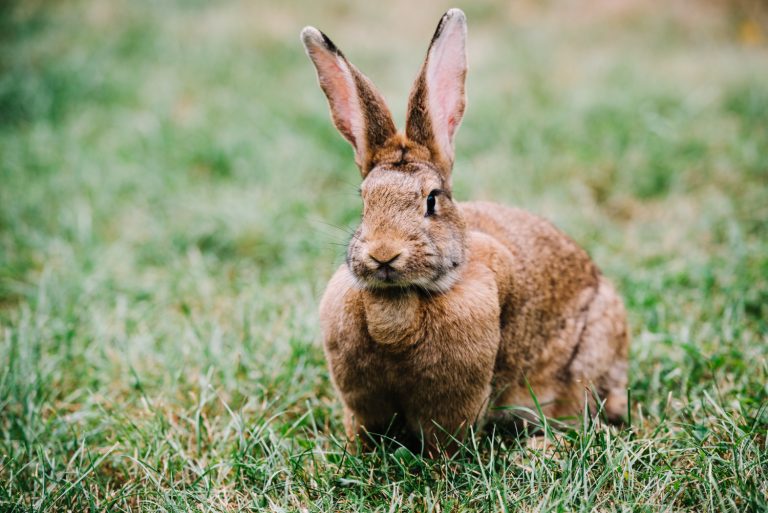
[301,8,629,454]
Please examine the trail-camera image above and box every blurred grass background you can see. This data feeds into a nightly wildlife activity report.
[1,0,767,511]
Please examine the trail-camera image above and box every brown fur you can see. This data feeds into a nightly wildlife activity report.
[405,30,465,176]
[302,9,629,454]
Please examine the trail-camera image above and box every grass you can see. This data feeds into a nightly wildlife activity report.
[1,0,767,511]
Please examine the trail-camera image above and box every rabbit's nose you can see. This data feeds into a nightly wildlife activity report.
[368,243,402,267]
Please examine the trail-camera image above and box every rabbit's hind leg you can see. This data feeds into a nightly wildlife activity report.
[565,276,630,424]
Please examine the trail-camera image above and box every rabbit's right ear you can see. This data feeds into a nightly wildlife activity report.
[301,27,397,176]
[406,9,468,177]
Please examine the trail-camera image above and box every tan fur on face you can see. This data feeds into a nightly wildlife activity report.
[306,10,630,454]
[346,163,466,293]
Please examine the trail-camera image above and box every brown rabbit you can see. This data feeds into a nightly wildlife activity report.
[301,9,629,454]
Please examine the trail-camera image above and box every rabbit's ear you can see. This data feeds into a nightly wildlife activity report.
[406,9,467,175]
[301,27,397,176]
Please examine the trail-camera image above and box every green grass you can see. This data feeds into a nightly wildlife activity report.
[1,1,767,511]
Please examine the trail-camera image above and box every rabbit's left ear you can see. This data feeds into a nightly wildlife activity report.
[406,9,468,176]
[301,27,397,176]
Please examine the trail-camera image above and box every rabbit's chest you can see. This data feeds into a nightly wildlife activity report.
[356,265,502,383]
[323,259,502,406]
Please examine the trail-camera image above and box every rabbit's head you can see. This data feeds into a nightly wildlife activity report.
[302,9,469,292]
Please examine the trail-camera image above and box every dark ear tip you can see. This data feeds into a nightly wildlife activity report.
[432,8,467,44]
[300,26,341,55]
[321,32,341,54]
[444,8,467,22]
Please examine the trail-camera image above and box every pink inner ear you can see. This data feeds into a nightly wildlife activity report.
[425,19,467,161]
[309,47,364,151]
[447,114,457,133]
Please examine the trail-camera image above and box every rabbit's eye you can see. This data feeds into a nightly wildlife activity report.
[426,189,441,217]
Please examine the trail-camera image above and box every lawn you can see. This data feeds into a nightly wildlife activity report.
[1,0,767,511]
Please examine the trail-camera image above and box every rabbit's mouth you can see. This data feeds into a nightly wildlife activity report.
[348,255,461,293]
[347,256,415,290]
[373,265,398,283]
[358,265,408,289]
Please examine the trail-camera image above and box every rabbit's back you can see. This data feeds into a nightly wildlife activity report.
[460,201,628,419]
[460,201,599,304]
